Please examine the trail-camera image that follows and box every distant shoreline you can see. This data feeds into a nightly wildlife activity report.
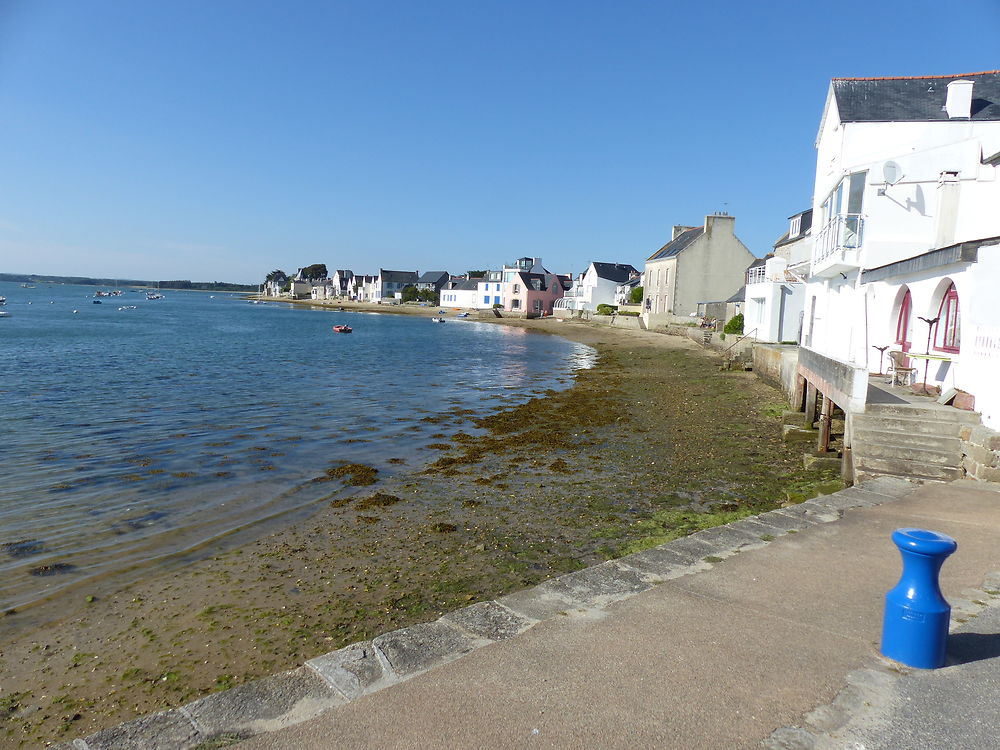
[0,273,257,293]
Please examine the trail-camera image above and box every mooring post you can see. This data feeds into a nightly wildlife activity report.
[817,395,832,453]
[880,528,957,669]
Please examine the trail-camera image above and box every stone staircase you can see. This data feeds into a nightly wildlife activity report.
[852,401,980,483]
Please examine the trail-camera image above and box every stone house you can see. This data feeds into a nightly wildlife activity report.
[642,214,756,327]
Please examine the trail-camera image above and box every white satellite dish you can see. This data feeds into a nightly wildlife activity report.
[882,160,904,185]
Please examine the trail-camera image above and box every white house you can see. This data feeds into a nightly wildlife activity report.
[615,272,643,307]
[743,209,811,343]
[352,275,377,301]
[439,278,480,308]
[332,269,354,297]
[799,70,1000,427]
[476,271,504,309]
[554,262,639,312]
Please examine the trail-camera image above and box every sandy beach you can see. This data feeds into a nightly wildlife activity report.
[0,313,840,748]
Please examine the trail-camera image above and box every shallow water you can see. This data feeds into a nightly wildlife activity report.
[0,282,594,611]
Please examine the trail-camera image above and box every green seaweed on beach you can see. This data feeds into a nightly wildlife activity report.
[324,463,379,486]
[356,492,402,510]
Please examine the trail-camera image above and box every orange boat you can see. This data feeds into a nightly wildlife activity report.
[333,324,352,333]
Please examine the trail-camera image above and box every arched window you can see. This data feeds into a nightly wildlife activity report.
[895,289,912,351]
[935,283,960,353]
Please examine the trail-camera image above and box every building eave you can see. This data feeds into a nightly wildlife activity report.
[860,236,1000,283]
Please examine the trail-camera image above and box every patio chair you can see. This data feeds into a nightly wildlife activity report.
[886,350,917,386]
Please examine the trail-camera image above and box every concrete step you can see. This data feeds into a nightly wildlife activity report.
[864,403,981,424]
[852,428,963,454]
[854,414,966,437]
[853,455,964,483]
[852,440,963,466]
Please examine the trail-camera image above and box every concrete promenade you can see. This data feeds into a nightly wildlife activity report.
[65,477,1000,749]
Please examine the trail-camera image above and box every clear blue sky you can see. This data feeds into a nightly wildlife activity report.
[1,0,997,284]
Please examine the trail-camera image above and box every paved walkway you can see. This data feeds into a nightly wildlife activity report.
[238,479,1000,750]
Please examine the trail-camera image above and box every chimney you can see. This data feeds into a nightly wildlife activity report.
[704,213,735,236]
[945,79,974,119]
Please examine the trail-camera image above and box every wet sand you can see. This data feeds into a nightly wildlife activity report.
[0,316,840,748]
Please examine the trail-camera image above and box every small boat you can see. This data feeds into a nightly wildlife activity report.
[332,324,352,333]
[431,317,445,323]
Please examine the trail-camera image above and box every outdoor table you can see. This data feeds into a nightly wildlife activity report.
[905,352,952,394]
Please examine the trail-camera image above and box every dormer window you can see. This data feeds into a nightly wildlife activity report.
[789,215,802,238]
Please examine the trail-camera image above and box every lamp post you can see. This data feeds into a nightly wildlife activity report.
[872,345,889,376]
[916,317,940,394]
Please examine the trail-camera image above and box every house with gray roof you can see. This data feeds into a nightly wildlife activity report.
[643,213,755,325]
[416,271,450,293]
[375,269,419,301]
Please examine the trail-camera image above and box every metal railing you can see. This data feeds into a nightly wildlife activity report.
[723,327,758,356]
[814,213,864,265]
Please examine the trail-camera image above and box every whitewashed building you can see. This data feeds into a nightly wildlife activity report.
[477,271,504,309]
[439,278,480,308]
[744,209,811,343]
[554,262,639,312]
[799,71,1000,426]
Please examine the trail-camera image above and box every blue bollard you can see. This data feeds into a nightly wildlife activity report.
[880,528,957,669]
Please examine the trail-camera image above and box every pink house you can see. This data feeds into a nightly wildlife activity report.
[504,271,570,317]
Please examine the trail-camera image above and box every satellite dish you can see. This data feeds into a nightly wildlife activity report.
[883,161,904,186]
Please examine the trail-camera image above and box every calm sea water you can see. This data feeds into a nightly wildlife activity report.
[0,281,594,613]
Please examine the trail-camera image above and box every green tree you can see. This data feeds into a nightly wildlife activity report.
[629,285,644,304]
[301,264,328,280]
[417,288,439,304]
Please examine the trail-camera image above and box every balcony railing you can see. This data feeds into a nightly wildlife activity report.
[814,213,864,265]
[745,266,767,285]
